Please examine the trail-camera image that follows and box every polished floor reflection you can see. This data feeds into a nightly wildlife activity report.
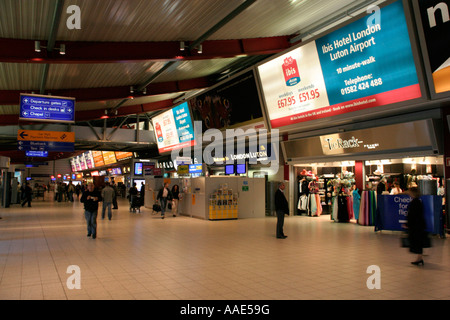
[0,196,448,300]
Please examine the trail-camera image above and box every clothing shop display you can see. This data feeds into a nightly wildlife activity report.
[358,190,377,226]
[352,188,361,220]
[308,179,322,216]
[308,193,323,216]
[297,176,310,215]
[331,195,353,222]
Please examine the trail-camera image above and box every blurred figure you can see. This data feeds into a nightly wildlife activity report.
[390,181,402,195]
[21,182,33,207]
[171,184,180,217]
[406,187,429,266]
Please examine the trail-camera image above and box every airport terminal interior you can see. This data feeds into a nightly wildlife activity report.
[0,0,449,302]
[0,197,449,300]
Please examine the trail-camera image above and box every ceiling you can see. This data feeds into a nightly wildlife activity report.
[0,0,385,163]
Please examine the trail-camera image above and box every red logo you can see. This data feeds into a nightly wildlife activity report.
[282,57,300,86]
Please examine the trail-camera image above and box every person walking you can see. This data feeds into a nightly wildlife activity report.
[80,183,102,239]
[275,182,289,239]
[157,182,172,219]
[406,186,429,266]
[171,184,180,217]
[67,182,75,202]
[101,182,115,220]
[111,182,119,209]
[75,184,81,200]
[21,182,33,207]
[128,182,138,210]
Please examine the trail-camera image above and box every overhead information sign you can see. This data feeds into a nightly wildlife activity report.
[20,94,75,123]
[18,141,74,152]
[17,130,75,143]
[17,130,75,152]
[25,150,49,158]
[257,1,422,129]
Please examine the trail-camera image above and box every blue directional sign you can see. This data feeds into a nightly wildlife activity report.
[20,93,75,123]
[25,150,49,157]
[18,141,74,152]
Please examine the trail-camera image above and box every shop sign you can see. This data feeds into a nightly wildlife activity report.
[257,1,422,129]
[177,165,189,175]
[283,120,435,160]
[206,143,276,165]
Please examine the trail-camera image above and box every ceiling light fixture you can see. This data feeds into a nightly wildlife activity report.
[34,40,66,55]
[180,41,185,51]
[197,44,202,54]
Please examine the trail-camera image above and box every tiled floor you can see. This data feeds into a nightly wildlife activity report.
[0,196,448,300]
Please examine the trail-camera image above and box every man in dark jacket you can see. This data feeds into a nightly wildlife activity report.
[21,182,33,207]
[80,182,102,239]
[275,182,289,239]
[157,182,172,219]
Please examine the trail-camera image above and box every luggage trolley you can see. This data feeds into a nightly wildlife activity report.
[129,195,142,213]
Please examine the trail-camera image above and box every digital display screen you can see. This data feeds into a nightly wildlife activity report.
[236,164,246,174]
[134,162,143,175]
[189,164,203,174]
[225,165,235,175]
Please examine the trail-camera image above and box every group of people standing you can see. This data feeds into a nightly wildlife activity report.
[79,181,181,238]
[156,183,180,219]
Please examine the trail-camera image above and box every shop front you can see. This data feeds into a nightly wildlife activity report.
[282,119,445,236]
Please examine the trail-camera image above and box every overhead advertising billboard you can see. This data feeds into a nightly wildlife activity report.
[413,0,450,98]
[102,151,117,165]
[19,93,75,123]
[84,151,95,169]
[92,151,105,167]
[152,101,195,154]
[257,0,423,129]
[188,70,264,133]
[115,151,133,161]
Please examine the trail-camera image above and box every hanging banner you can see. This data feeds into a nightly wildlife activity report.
[257,1,423,129]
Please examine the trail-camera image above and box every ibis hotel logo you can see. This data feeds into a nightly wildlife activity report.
[282,56,301,86]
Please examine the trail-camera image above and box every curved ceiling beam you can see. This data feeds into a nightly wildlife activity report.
[0,36,292,64]
[0,77,212,105]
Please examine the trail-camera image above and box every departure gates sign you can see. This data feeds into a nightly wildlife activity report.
[257,1,422,129]
[20,94,75,123]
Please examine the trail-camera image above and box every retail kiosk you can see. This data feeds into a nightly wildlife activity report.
[144,176,265,220]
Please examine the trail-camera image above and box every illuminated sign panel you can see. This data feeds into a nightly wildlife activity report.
[413,0,450,97]
[152,102,195,154]
[20,94,75,123]
[257,1,422,129]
